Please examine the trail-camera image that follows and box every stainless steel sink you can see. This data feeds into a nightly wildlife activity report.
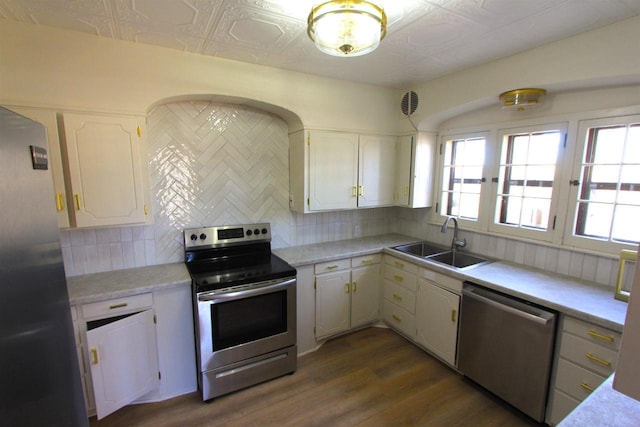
[427,251,490,269]
[393,242,448,257]
[392,241,491,270]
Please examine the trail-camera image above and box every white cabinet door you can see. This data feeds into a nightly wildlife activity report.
[62,112,149,227]
[416,281,460,366]
[358,135,396,207]
[5,106,70,227]
[351,264,380,328]
[315,269,351,338]
[87,309,159,420]
[308,131,358,211]
[395,135,413,207]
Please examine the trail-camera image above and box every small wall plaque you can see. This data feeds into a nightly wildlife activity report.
[30,145,48,170]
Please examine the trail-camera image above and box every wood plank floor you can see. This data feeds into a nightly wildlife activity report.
[89,327,544,426]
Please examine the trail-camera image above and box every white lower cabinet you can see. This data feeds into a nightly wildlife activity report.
[415,275,460,366]
[382,255,462,367]
[382,255,418,340]
[87,309,159,420]
[546,315,621,425]
[315,255,381,339]
[72,286,196,420]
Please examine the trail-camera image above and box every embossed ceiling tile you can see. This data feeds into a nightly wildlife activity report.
[119,21,204,50]
[389,6,489,56]
[114,0,222,39]
[2,0,115,35]
[202,2,304,56]
[442,0,562,29]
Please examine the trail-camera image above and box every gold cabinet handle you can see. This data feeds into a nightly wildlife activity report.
[326,265,338,270]
[55,193,65,211]
[588,330,615,343]
[109,302,128,310]
[404,184,409,196]
[144,204,149,215]
[580,382,595,392]
[352,186,357,197]
[137,126,142,137]
[345,283,350,294]
[358,185,364,196]
[393,274,404,282]
[585,353,611,367]
[74,194,81,210]
[90,348,99,365]
[392,314,401,322]
[361,259,373,264]
[352,281,357,293]
[392,294,403,301]
[451,309,457,322]
[394,261,405,268]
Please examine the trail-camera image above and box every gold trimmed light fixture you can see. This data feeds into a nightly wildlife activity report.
[307,1,387,57]
[499,88,547,111]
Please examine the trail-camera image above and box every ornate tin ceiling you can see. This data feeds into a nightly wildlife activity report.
[1,0,640,88]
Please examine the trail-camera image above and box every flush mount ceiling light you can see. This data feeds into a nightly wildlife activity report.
[307,0,387,57]
[499,88,547,111]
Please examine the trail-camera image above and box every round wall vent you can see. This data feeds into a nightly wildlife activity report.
[401,90,418,116]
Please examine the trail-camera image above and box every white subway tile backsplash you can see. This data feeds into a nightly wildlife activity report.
[59,101,621,291]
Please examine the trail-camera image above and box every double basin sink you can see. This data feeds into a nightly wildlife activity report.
[391,241,491,270]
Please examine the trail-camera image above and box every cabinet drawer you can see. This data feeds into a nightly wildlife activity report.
[559,332,617,377]
[384,281,416,314]
[384,255,418,275]
[384,265,417,292]
[351,253,381,267]
[563,316,621,351]
[81,293,153,320]
[315,258,350,274]
[419,268,463,293]
[547,388,580,426]
[555,358,606,402]
[382,300,416,339]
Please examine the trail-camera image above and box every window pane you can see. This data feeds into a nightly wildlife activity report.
[496,130,561,231]
[591,127,625,164]
[574,121,640,245]
[612,205,640,243]
[579,202,614,239]
[623,125,640,163]
[440,136,485,221]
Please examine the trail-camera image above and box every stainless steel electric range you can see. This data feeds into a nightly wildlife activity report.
[184,223,297,401]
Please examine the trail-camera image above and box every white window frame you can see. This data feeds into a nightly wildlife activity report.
[487,123,568,242]
[432,131,491,231]
[563,115,640,253]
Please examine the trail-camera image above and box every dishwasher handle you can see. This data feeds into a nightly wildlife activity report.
[463,286,554,326]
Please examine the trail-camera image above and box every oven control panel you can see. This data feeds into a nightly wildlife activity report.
[184,223,271,249]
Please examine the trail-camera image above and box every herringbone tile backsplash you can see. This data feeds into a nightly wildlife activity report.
[60,101,393,276]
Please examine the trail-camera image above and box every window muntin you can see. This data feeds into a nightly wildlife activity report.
[440,137,486,221]
[574,123,640,245]
[495,130,562,231]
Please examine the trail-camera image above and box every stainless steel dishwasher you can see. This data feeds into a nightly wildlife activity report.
[458,282,557,422]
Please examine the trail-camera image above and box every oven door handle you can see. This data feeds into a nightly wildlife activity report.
[197,277,296,302]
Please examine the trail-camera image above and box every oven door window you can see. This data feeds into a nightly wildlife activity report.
[210,290,287,351]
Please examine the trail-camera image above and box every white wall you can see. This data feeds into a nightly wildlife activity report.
[0,20,399,134]
[403,15,640,131]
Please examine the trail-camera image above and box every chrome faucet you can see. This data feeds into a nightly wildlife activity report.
[441,217,467,252]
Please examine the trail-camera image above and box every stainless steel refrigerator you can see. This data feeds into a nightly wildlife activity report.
[0,107,88,426]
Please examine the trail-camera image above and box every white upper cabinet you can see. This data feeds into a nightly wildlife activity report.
[358,135,396,208]
[308,131,359,211]
[61,112,151,228]
[5,106,70,227]
[396,133,435,209]
[290,130,397,212]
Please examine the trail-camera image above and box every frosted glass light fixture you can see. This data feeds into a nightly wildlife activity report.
[307,1,387,57]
